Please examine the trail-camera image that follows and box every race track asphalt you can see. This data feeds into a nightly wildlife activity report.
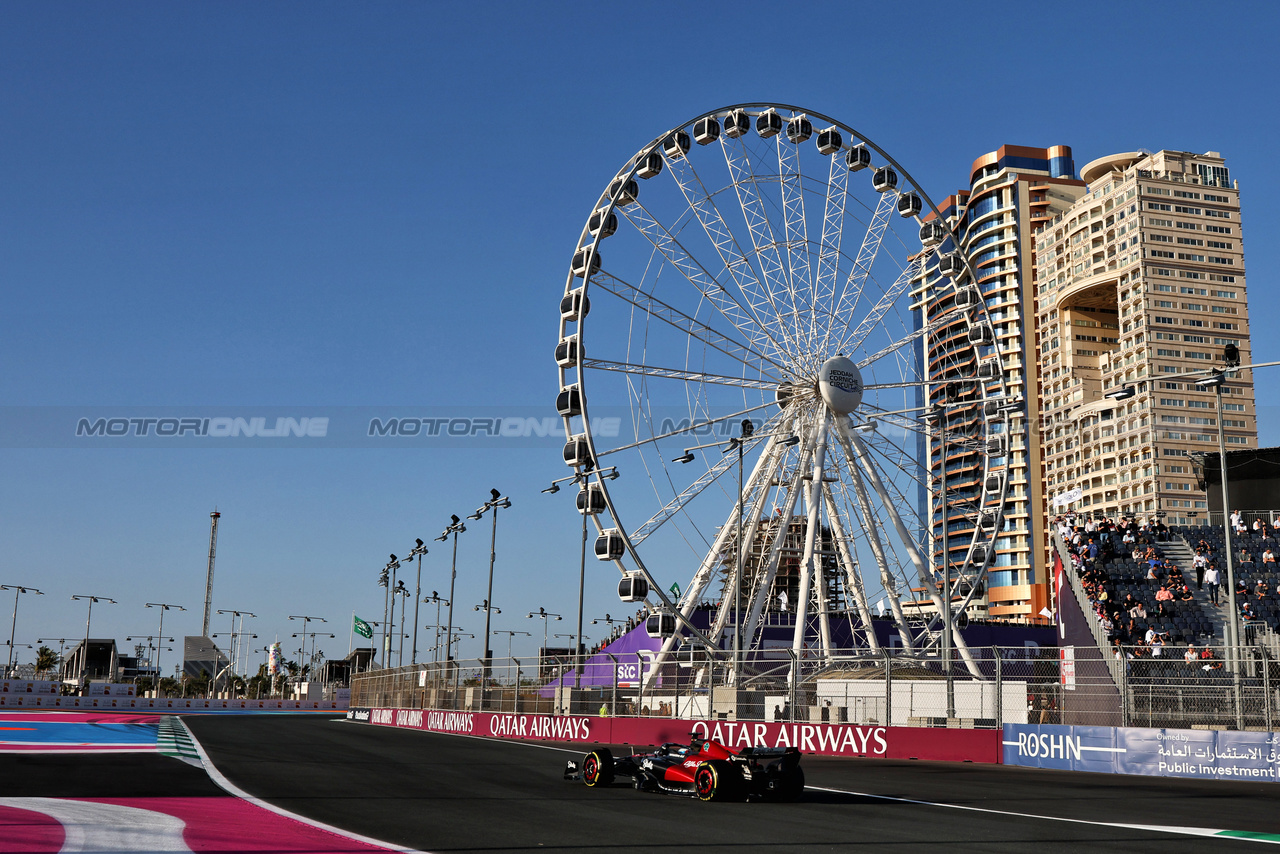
[183,714,1280,852]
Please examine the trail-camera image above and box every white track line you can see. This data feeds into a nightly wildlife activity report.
[806,784,1277,846]
[180,717,434,854]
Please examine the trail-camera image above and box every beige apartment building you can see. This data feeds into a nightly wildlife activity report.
[1033,150,1256,537]
[913,147,1255,624]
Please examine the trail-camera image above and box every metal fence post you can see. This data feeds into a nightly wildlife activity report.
[994,646,1003,729]
[883,649,892,728]
[787,650,798,722]
[636,652,645,717]
[1119,648,1128,727]
[607,653,618,717]
[1263,648,1272,730]
[512,658,521,714]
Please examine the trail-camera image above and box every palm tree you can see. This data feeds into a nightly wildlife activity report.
[35,646,59,678]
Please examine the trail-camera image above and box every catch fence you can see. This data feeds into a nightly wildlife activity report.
[350,644,1280,731]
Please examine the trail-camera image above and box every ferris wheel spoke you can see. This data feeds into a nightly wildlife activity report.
[812,150,850,358]
[825,187,898,355]
[838,256,920,357]
[594,399,780,460]
[660,148,796,362]
[854,313,939,370]
[591,269,789,376]
[618,200,782,364]
[775,132,814,357]
[719,137,807,358]
[581,358,778,391]
[628,415,782,547]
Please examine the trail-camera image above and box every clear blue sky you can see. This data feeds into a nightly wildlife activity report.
[2,1,1277,668]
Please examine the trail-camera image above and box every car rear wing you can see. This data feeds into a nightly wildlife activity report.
[736,746,798,759]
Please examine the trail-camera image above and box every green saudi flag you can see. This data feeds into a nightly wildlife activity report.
[353,615,373,639]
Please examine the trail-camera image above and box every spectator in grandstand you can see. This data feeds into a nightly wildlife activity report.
[1128,599,1147,620]
[1263,547,1276,565]
[1177,585,1195,602]
[1155,585,1174,602]
[1231,508,1243,531]
[1194,552,1208,589]
[1240,547,1254,565]
[1204,564,1220,605]
[1201,647,1223,670]
[1185,644,1199,663]
[1236,579,1250,600]
[1255,579,1270,600]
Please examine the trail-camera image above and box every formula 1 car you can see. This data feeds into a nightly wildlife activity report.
[565,734,804,801]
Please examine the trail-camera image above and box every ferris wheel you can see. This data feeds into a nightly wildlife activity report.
[555,104,1013,684]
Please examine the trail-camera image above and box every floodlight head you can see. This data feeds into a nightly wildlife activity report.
[490,488,501,502]
[390,554,398,562]
[606,469,620,480]
[741,418,754,438]
[541,483,560,494]
[416,538,424,548]
[467,511,482,521]
[782,435,800,447]
[674,452,695,464]
[1105,385,1136,401]
[1194,372,1226,389]
[1224,342,1240,367]
[451,514,461,525]
[498,498,511,509]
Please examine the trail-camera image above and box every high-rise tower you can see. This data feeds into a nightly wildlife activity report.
[911,146,1087,622]
[1033,150,1256,533]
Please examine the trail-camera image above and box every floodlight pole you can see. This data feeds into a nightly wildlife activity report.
[1209,371,1244,728]
[146,603,185,695]
[2,585,43,678]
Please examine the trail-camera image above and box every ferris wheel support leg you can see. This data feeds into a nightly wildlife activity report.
[705,433,784,641]
[821,485,880,654]
[845,431,983,679]
[842,439,915,652]
[741,439,813,654]
[639,434,781,694]
[790,412,831,684]
[812,538,834,661]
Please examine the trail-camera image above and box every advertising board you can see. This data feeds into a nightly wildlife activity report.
[353,708,1000,763]
[1003,723,1280,781]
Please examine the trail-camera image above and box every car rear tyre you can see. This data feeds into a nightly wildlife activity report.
[582,748,614,787]
[694,760,744,802]
[773,766,805,801]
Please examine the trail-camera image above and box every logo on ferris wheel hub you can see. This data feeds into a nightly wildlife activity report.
[818,356,864,415]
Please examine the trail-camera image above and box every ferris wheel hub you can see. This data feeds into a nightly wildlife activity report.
[818,356,864,415]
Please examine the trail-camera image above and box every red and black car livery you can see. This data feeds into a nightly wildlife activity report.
[565,733,804,801]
